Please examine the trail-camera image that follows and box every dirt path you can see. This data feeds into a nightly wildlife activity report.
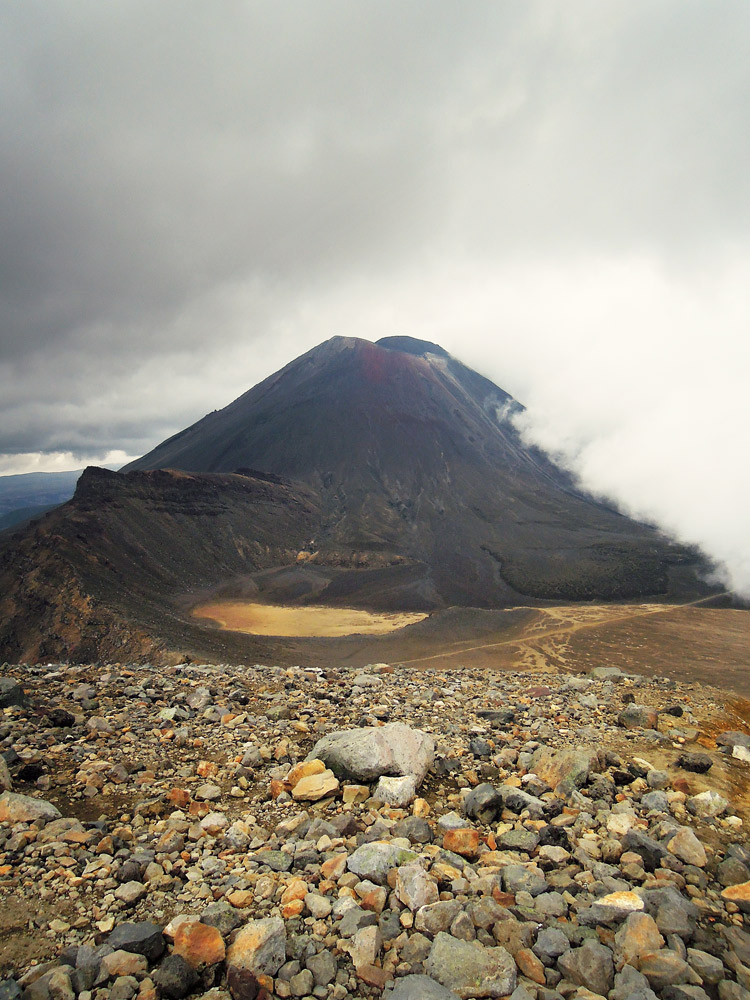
[400,592,730,666]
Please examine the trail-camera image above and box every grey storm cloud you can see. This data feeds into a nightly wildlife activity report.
[1,1,749,593]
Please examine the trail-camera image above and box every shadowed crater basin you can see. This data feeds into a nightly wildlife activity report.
[192,600,428,637]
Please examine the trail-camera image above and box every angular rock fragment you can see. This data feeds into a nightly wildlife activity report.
[463,783,503,825]
[0,678,26,708]
[425,932,516,999]
[385,974,459,1000]
[226,918,286,978]
[291,769,339,801]
[530,746,597,790]
[108,923,165,962]
[347,841,418,884]
[557,939,615,997]
[373,774,417,806]
[676,752,712,773]
[618,704,659,729]
[687,789,728,818]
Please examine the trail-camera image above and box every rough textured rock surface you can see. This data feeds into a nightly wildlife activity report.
[307,723,435,784]
[0,658,749,1000]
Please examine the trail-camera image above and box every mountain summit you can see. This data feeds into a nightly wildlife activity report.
[124,336,694,607]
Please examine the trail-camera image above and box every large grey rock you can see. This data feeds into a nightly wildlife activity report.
[0,679,26,708]
[476,709,515,725]
[425,932,516,999]
[614,912,664,970]
[46,967,74,1000]
[590,666,623,681]
[0,792,61,825]
[307,723,434,785]
[152,956,198,999]
[339,906,378,938]
[687,949,724,986]
[0,980,22,1000]
[676,752,712,773]
[396,863,439,911]
[717,732,750,750]
[580,890,645,926]
[393,816,433,844]
[530,747,597,790]
[347,841,418,884]
[386,975,459,1000]
[348,925,382,970]
[639,950,692,989]
[501,864,548,896]
[415,900,463,936]
[623,829,669,870]
[642,790,669,812]
[498,785,546,819]
[610,966,659,1000]
[667,828,707,867]
[532,928,570,963]
[662,987,711,1000]
[463,784,504,825]
[0,758,11,793]
[557,939,614,996]
[719,983,750,1000]
[618,704,659,729]
[305,951,337,988]
[107,923,165,962]
[724,926,750,966]
[686,789,728,818]
[374,775,417,806]
[200,902,243,936]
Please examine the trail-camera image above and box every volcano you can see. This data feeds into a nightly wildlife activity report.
[124,335,698,605]
[0,336,708,664]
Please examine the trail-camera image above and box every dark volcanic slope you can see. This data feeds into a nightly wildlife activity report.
[0,467,320,663]
[0,336,711,664]
[125,336,700,605]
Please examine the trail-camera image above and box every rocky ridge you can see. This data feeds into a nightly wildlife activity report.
[2,661,750,1000]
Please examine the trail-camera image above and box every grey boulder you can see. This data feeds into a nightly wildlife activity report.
[386,974,459,1000]
[307,722,434,785]
[424,932,516,999]
[0,679,26,708]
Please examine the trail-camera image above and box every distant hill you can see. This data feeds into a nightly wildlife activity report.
[0,337,712,664]
[0,469,82,513]
[0,469,83,531]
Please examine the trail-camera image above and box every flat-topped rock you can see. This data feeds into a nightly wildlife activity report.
[306,722,434,784]
[0,791,61,824]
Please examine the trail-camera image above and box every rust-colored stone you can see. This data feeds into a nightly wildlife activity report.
[321,854,347,880]
[174,921,226,968]
[516,947,546,984]
[443,828,480,858]
[356,965,392,989]
[227,889,255,908]
[286,759,326,789]
[280,878,308,904]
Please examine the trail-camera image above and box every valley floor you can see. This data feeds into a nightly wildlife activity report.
[186,598,750,700]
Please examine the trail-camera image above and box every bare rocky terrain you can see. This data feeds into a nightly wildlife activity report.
[3,656,750,1000]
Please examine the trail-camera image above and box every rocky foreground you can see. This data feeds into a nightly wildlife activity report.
[2,661,750,1000]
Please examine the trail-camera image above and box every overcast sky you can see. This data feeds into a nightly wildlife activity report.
[1,2,748,595]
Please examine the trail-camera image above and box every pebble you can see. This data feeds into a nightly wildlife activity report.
[0,660,749,1000]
